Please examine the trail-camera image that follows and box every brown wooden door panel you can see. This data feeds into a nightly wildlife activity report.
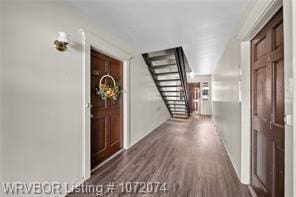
[91,116,108,154]
[273,59,284,125]
[188,83,200,114]
[108,96,121,109]
[273,144,284,197]
[109,59,121,77]
[91,94,106,110]
[254,130,268,188]
[254,36,269,60]
[91,50,123,169]
[253,65,271,120]
[251,8,284,197]
[109,113,121,146]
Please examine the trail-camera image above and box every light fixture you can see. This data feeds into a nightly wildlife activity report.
[53,32,69,52]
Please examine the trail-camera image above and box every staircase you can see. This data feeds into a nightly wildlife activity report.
[142,47,190,119]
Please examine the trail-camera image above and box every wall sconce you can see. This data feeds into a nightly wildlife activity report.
[53,32,69,52]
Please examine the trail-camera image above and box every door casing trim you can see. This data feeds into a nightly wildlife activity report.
[238,0,282,185]
[80,29,132,180]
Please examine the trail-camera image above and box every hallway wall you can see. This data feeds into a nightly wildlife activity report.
[0,1,169,196]
[212,4,296,195]
[212,39,241,178]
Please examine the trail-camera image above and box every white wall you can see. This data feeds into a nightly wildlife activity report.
[187,75,212,115]
[0,1,169,196]
[129,57,170,144]
[211,39,241,178]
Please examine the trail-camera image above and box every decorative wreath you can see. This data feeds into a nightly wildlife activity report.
[96,74,121,100]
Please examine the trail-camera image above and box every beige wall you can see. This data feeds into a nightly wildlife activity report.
[0,1,169,196]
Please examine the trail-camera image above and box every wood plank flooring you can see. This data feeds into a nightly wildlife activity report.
[68,115,250,197]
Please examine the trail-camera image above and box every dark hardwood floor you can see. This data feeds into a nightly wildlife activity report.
[68,115,250,197]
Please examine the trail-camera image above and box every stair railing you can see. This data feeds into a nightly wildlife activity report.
[174,47,190,117]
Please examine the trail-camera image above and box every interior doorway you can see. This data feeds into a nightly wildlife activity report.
[188,83,200,115]
[250,8,284,197]
[90,49,123,170]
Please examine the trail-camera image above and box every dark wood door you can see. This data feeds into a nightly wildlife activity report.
[251,9,284,197]
[188,83,200,114]
[91,50,123,169]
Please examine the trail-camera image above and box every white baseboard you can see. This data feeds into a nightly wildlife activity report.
[220,134,241,179]
[211,118,241,181]
[128,117,170,148]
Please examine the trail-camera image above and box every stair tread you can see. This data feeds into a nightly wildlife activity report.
[170,107,187,109]
[148,54,175,62]
[154,72,179,76]
[159,85,182,87]
[172,116,189,119]
[163,95,184,97]
[160,90,183,92]
[165,99,185,101]
[150,63,177,69]
[156,79,181,82]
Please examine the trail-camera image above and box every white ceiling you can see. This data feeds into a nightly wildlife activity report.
[68,0,246,75]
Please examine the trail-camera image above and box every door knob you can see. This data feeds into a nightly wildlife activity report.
[90,114,94,119]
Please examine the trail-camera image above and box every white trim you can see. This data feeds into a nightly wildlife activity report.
[283,1,295,196]
[128,118,167,148]
[240,41,251,184]
[80,29,132,181]
[212,118,241,179]
[289,0,296,195]
[237,0,282,41]
[123,59,132,149]
[220,131,240,179]
[293,0,296,194]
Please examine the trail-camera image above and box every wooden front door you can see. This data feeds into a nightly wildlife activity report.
[188,83,200,114]
[251,9,284,197]
[91,50,123,169]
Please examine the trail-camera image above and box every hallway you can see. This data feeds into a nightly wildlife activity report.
[69,116,250,196]
[1,1,295,196]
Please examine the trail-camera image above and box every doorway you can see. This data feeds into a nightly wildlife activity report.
[188,83,200,114]
[250,8,284,197]
[90,49,123,170]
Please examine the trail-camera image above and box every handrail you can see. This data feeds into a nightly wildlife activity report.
[174,47,189,117]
